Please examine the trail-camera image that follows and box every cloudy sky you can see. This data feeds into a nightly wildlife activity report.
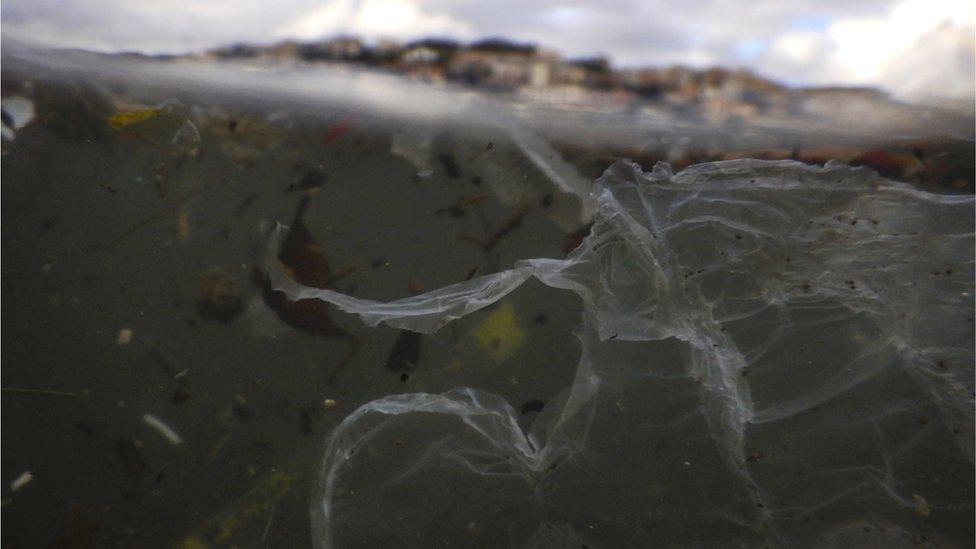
[3,0,973,102]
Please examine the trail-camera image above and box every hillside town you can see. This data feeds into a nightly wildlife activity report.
[200,36,901,124]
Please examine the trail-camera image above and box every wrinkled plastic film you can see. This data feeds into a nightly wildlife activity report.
[267,228,586,334]
[268,159,974,547]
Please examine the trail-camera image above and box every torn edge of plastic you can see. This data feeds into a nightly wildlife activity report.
[267,224,588,334]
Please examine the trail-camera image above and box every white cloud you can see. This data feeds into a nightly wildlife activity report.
[275,0,357,40]
[879,20,976,103]
[758,0,974,99]
[276,0,472,42]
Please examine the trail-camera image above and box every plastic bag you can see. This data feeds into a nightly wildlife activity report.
[269,159,974,547]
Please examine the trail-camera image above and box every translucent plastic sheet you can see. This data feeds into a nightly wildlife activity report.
[269,159,974,547]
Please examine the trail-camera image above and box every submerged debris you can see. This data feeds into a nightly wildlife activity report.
[470,302,525,362]
[73,421,96,436]
[520,399,545,415]
[913,494,931,517]
[437,153,462,178]
[116,440,145,482]
[323,118,352,146]
[2,387,88,399]
[116,328,133,345]
[48,505,100,548]
[108,107,164,129]
[460,205,529,251]
[194,267,244,323]
[172,389,191,405]
[288,166,327,193]
[257,195,351,339]
[9,471,33,492]
[384,330,422,373]
[435,192,489,217]
[142,413,183,445]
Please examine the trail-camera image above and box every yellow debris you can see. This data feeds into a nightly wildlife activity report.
[175,535,210,549]
[214,469,294,542]
[108,107,164,129]
[116,328,133,345]
[912,493,931,517]
[470,301,525,362]
[176,210,191,242]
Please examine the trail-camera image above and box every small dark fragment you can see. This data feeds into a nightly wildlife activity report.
[436,192,489,217]
[481,206,528,251]
[99,183,118,194]
[38,216,59,235]
[116,439,145,482]
[534,313,547,325]
[372,257,385,269]
[470,175,482,185]
[171,389,190,405]
[463,266,479,281]
[400,373,409,382]
[299,406,318,436]
[232,399,251,421]
[48,505,100,549]
[408,278,424,296]
[540,193,554,209]
[194,268,244,322]
[458,233,487,248]
[233,192,258,216]
[73,421,96,437]
[252,437,274,448]
[563,224,592,255]
[935,360,948,370]
[486,141,493,150]
[149,347,177,377]
[521,399,545,414]
[437,153,461,178]
[228,119,238,132]
[746,453,764,463]
[385,330,422,372]
[289,166,327,192]
[1,108,14,128]
[323,119,351,145]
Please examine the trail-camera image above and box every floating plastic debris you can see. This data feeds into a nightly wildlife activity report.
[267,159,974,547]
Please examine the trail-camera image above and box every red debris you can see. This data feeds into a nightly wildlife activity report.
[323,118,352,146]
